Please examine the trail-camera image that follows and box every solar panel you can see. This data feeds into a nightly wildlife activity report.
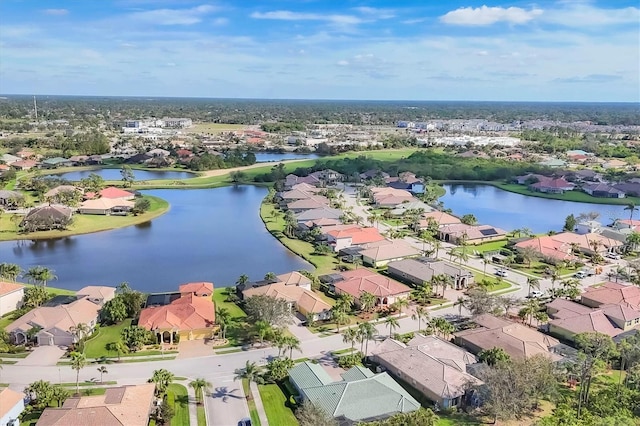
[480,228,498,236]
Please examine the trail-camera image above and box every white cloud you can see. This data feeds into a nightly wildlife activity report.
[251,11,364,25]
[43,9,69,16]
[440,5,543,26]
[212,17,228,26]
[129,4,218,25]
[351,7,395,20]
[542,4,639,27]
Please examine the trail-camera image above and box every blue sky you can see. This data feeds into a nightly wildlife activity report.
[1,0,638,102]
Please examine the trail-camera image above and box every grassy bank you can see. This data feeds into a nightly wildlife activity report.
[494,182,640,206]
[0,195,169,241]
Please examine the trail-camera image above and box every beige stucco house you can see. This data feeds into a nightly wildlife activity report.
[0,282,25,316]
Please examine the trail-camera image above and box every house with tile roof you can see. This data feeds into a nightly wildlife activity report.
[453,314,562,361]
[0,387,25,426]
[581,282,640,310]
[75,286,116,306]
[98,187,135,201]
[36,384,155,426]
[288,361,420,424]
[582,183,626,198]
[387,258,474,290]
[529,177,574,194]
[79,197,134,215]
[438,223,507,245]
[0,282,25,316]
[359,240,421,267]
[294,207,343,223]
[241,271,332,322]
[323,225,386,252]
[21,205,73,231]
[418,210,462,228]
[514,235,578,263]
[138,282,216,343]
[370,187,415,207]
[11,159,38,170]
[370,335,482,409]
[333,268,411,308]
[287,196,330,212]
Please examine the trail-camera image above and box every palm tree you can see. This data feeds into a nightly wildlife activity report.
[70,351,86,396]
[480,253,490,277]
[527,277,541,297]
[264,272,277,282]
[235,274,249,287]
[24,266,57,287]
[283,335,301,359]
[411,306,429,332]
[68,323,90,352]
[333,309,349,333]
[384,316,399,338]
[272,330,286,357]
[106,341,128,361]
[190,378,212,405]
[97,366,108,384]
[253,320,272,346]
[150,369,175,396]
[342,328,358,353]
[625,202,638,222]
[357,322,376,356]
[359,291,376,313]
[235,360,260,385]
[337,293,354,311]
[394,297,409,317]
[215,307,231,340]
[0,263,21,282]
[453,297,466,316]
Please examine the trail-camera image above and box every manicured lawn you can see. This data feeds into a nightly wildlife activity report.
[465,239,509,253]
[511,261,576,278]
[258,383,299,426]
[495,183,640,206]
[83,319,132,359]
[167,383,190,426]
[242,379,262,426]
[261,202,345,275]
[0,196,169,241]
[197,405,206,426]
[212,288,246,318]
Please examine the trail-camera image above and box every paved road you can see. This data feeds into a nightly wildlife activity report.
[207,376,249,426]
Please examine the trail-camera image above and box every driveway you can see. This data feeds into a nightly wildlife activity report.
[287,314,316,342]
[16,346,66,366]
[176,339,214,359]
[207,376,250,426]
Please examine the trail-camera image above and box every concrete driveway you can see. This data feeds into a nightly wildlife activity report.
[206,376,250,426]
[176,340,214,359]
[16,346,66,366]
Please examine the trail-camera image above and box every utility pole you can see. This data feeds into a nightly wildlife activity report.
[33,95,38,121]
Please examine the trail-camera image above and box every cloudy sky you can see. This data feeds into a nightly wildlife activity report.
[1,0,638,102]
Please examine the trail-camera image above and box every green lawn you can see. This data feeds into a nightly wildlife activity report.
[243,379,262,426]
[187,123,247,134]
[197,405,206,426]
[258,384,299,426]
[83,319,132,359]
[465,239,509,253]
[0,196,169,241]
[495,183,640,206]
[167,383,190,426]
[213,288,247,318]
[211,289,249,347]
[511,261,576,278]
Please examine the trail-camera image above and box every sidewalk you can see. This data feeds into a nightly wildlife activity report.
[250,381,269,426]
[186,382,199,426]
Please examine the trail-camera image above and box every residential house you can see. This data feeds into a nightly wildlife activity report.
[10,160,38,170]
[438,223,507,245]
[385,172,425,194]
[575,221,601,235]
[41,157,72,169]
[453,314,562,360]
[529,177,575,194]
[295,207,343,223]
[147,148,170,157]
[370,188,415,207]
[0,388,25,426]
[6,286,115,346]
[359,170,390,181]
[1,153,21,165]
[138,282,216,343]
[515,173,548,185]
[76,286,116,306]
[538,158,567,168]
[547,298,640,341]
[387,258,474,290]
[390,200,433,216]
[603,159,627,169]
[20,205,73,231]
[36,384,156,426]
[571,169,601,182]
[370,335,482,409]
[44,185,82,202]
[0,282,25,316]
[614,182,640,197]
[323,225,386,252]
[582,183,625,198]
[241,272,332,322]
[359,240,421,267]
[95,187,135,201]
[515,232,623,262]
[515,235,578,263]
[288,361,420,424]
[308,169,344,186]
[0,190,23,207]
[79,197,134,215]
[286,197,330,213]
[333,268,411,308]
[283,174,323,189]
[580,282,640,310]
[16,148,37,159]
[418,210,461,228]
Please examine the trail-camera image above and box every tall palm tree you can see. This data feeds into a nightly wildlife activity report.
[384,316,399,338]
[190,378,212,404]
[215,307,231,340]
[235,361,260,384]
[253,320,272,346]
[480,253,490,277]
[359,291,376,313]
[0,263,21,282]
[24,266,57,287]
[394,298,409,317]
[70,351,86,396]
[283,335,301,359]
[235,274,249,287]
[333,309,349,333]
[337,293,354,311]
[97,366,108,384]
[527,277,541,297]
[264,272,277,282]
[453,297,466,316]
[150,369,175,396]
[106,341,128,361]
[342,328,358,353]
[357,322,376,356]
[625,202,638,222]
[411,306,429,332]
[68,323,90,352]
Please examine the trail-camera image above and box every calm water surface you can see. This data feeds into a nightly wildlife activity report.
[255,152,320,162]
[0,186,310,292]
[441,184,628,234]
[56,169,194,181]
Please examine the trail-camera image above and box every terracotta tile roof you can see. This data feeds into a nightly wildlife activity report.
[178,282,214,296]
[335,269,411,299]
[0,281,25,297]
[420,211,461,226]
[515,236,577,261]
[138,293,215,331]
[242,282,331,314]
[37,384,155,426]
[325,225,385,245]
[80,198,134,210]
[582,282,640,309]
[0,388,25,419]
[99,187,135,199]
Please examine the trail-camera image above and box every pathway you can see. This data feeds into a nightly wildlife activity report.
[250,381,269,426]
[185,381,199,426]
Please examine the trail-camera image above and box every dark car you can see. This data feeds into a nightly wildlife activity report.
[239,418,252,426]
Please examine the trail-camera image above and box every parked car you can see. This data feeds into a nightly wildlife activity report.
[606,253,622,260]
[574,271,587,279]
[529,290,545,298]
[239,418,252,426]
[495,269,508,277]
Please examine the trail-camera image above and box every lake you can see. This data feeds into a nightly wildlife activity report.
[440,184,628,234]
[0,186,311,292]
[55,169,194,181]
[254,152,320,162]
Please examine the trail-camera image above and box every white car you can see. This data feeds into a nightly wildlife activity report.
[574,271,587,279]
[606,253,622,260]
[495,269,508,277]
[530,290,545,298]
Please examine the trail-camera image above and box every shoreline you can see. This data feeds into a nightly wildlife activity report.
[0,195,170,242]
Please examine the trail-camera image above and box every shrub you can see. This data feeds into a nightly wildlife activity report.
[337,352,363,369]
